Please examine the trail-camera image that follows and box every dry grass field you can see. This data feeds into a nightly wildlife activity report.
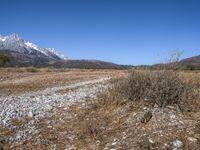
[1,68,200,149]
[0,68,125,94]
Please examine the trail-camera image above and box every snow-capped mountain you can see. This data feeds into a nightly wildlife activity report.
[0,33,126,68]
[0,33,67,60]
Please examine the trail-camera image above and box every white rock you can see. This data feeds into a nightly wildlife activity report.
[170,114,176,119]
[143,107,148,110]
[28,111,34,118]
[96,140,101,146]
[173,140,183,148]
[187,137,197,143]
[111,138,117,146]
[162,143,170,149]
[149,138,154,144]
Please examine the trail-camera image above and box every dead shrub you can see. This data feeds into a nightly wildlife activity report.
[126,71,151,102]
[116,70,198,109]
[147,70,185,107]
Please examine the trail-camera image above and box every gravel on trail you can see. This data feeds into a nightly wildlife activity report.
[0,77,110,126]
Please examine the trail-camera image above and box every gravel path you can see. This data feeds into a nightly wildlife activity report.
[0,77,110,127]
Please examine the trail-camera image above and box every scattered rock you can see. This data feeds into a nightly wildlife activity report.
[162,143,170,150]
[104,147,109,150]
[140,136,154,150]
[111,138,117,146]
[148,138,154,144]
[28,111,34,118]
[47,125,53,128]
[143,107,148,110]
[172,140,183,149]
[187,137,198,143]
[96,140,100,146]
[166,105,176,110]
[170,114,176,119]
[0,77,110,145]
[141,110,152,123]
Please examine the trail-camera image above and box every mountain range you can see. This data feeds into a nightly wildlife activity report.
[2,33,199,70]
[0,34,67,61]
[0,34,127,69]
[179,55,200,70]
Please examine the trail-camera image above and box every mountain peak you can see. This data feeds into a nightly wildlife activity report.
[10,33,20,38]
[8,33,24,43]
[0,33,67,60]
[0,33,22,41]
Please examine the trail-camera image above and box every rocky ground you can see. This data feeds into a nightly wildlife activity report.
[0,77,109,126]
[1,77,110,146]
[1,69,200,150]
[0,69,122,149]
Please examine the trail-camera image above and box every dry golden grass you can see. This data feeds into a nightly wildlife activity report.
[0,68,125,94]
[179,71,200,85]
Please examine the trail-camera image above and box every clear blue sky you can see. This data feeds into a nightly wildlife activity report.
[0,0,200,65]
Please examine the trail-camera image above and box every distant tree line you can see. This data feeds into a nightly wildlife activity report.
[0,54,10,66]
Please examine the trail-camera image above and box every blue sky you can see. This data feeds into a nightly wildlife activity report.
[0,0,200,65]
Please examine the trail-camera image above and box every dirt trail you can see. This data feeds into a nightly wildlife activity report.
[0,77,110,126]
[0,70,121,94]
[0,77,110,145]
[0,69,125,147]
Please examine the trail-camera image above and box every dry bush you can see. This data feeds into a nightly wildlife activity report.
[147,70,185,107]
[115,70,199,110]
[126,71,151,102]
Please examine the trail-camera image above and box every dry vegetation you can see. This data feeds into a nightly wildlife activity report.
[0,68,124,94]
[2,69,200,149]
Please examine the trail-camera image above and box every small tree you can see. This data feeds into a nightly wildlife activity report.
[157,50,183,70]
[0,54,10,66]
[165,50,183,70]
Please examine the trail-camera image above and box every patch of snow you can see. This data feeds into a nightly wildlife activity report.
[25,42,39,51]
[0,38,6,42]
[46,48,68,60]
